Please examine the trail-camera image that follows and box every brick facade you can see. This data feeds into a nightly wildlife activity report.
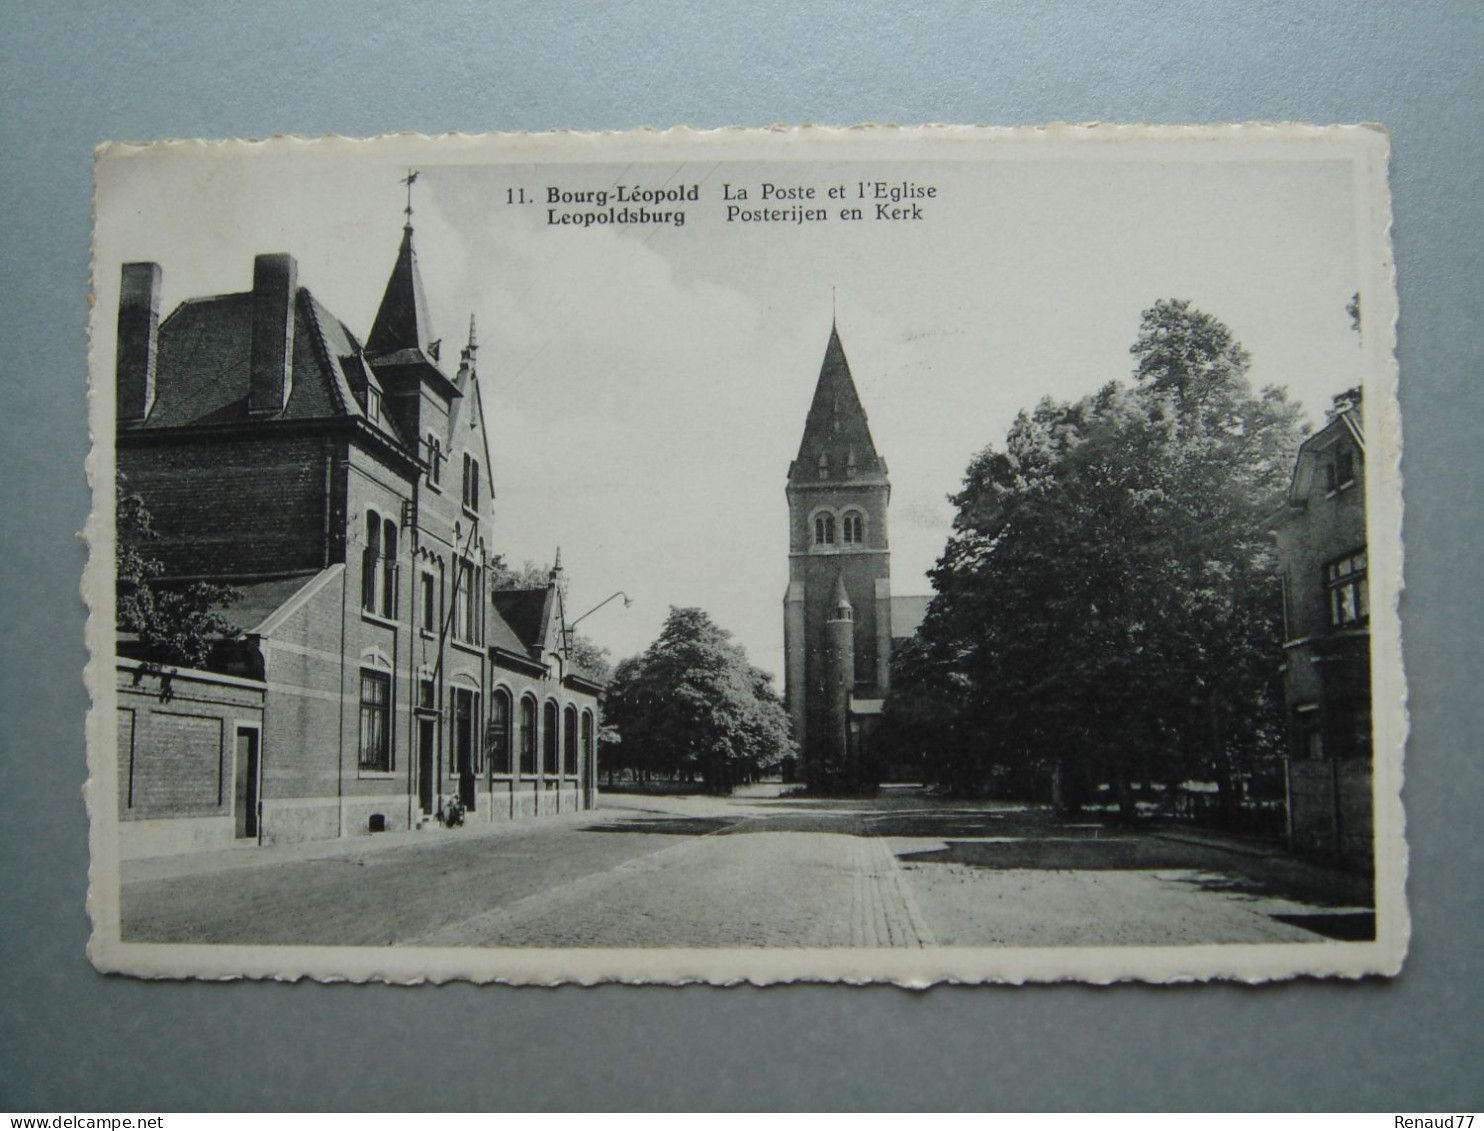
[1273,393,1372,867]
[115,223,602,853]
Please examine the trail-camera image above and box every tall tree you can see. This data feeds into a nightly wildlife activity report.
[889,300,1306,818]
[603,607,794,792]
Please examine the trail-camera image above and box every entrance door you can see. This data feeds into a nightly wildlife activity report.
[454,688,477,812]
[234,727,260,840]
[418,718,435,815]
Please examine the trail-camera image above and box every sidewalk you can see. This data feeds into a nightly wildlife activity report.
[1145,821,1289,859]
[122,803,603,885]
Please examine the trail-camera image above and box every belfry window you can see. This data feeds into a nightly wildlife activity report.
[814,513,836,546]
[842,511,864,545]
[817,453,829,480]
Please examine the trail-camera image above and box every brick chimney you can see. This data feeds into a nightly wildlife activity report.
[248,253,298,414]
[116,262,162,422]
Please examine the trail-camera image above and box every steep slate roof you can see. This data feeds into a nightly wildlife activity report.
[492,588,551,654]
[491,581,606,685]
[217,571,325,635]
[486,597,536,658]
[366,225,439,367]
[134,286,404,446]
[789,323,887,485]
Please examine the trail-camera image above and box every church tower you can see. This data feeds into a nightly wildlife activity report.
[784,322,893,786]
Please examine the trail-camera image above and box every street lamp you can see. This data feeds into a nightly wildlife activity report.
[562,591,632,658]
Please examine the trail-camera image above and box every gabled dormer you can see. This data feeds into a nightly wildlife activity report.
[449,316,496,523]
[490,552,569,669]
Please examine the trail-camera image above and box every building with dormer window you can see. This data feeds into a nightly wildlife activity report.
[1273,389,1371,866]
[114,217,602,854]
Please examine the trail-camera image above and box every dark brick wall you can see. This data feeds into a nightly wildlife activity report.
[119,431,338,579]
[116,664,265,822]
[788,480,893,769]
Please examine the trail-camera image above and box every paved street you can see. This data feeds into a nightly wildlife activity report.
[121,787,1374,948]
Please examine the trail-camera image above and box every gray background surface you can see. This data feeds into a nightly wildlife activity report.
[1,0,1480,1112]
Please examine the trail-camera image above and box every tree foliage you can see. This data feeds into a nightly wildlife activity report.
[491,557,552,591]
[603,606,794,792]
[117,473,239,669]
[887,300,1307,818]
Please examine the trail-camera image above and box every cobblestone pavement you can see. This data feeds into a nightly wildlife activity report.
[121,787,1372,948]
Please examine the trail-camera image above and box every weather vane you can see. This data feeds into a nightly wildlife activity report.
[401,168,419,226]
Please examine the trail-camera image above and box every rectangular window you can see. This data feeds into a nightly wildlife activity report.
[462,454,480,512]
[453,558,477,642]
[417,678,435,711]
[1335,448,1356,491]
[420,572,436,633]
[358,670,392,771]
[1324,446,1357,494]
[1325,549,1369,629]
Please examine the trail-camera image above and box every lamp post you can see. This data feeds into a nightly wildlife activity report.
[562,591,633,658]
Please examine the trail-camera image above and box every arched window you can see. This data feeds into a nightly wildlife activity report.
[814,513,835,546]
[519,695,537,775]
[563,705,579,776]
[362,511,381,611]
[841,511,864,545]
[543,700,560,776]
[427,434,443,487]
[488,688,512,775]
[817,453,829,480]
[381,518,399,617]
[581,710,595,770]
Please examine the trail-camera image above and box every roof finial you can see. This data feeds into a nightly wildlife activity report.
[401,168,420,230]
[832,284,837,326]
[461,313,478,368]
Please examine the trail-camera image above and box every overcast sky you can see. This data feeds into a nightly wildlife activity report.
[94,131,1374,682]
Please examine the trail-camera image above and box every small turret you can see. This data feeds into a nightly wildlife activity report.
[824,573,856,771]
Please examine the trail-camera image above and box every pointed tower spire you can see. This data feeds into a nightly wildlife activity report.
[789,321,886,486]
[550,547,564,584]
[367,223,437,360]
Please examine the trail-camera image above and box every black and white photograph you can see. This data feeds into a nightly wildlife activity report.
[86,125,1405,984]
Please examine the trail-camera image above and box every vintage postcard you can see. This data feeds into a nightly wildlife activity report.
[85,124,1406,984]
